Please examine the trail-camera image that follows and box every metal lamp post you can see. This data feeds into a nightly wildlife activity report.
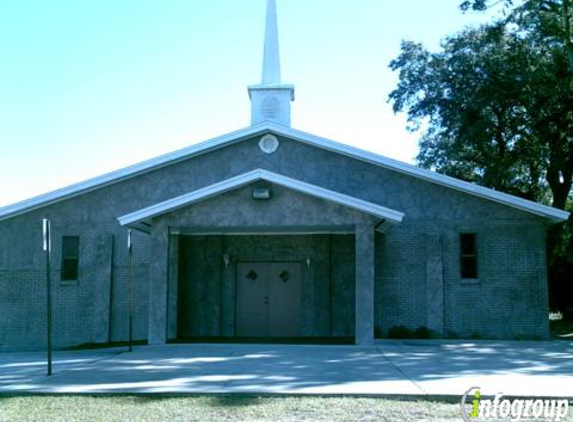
[43,218,53,376]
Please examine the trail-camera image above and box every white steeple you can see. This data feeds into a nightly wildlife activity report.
[262,0,281,84]
[248,0,295,127]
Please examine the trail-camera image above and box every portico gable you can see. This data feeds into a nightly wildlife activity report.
[118,169,405,346]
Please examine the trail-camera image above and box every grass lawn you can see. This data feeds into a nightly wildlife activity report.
[0,396,471,422]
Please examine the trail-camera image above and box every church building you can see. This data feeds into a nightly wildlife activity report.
[0,0,569,350]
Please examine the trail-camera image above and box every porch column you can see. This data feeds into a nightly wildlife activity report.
[148,221,169,345]
[355,224,375,346]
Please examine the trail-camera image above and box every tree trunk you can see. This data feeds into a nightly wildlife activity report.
[547,163,572,210]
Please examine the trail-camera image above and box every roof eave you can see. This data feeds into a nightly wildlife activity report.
[0,121,568,224]
[265,124,571,224]
[0,123,274,222]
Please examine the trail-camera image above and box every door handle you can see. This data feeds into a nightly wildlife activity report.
[264,296,269,305]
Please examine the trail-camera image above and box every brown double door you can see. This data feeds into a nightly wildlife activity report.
[236,262,302,338]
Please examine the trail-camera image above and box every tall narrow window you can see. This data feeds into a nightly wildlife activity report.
[61,236,80,281]
[460,233,478,279]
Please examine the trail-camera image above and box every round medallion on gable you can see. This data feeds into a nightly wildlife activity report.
[259,134,280,154]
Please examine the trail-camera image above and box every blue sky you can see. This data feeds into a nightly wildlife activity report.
[0,0,498,206]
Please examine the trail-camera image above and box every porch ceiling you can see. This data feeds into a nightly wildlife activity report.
[117,169,405,233]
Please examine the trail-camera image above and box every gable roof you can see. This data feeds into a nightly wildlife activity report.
[118,169,405,232]
[0,121,569,223]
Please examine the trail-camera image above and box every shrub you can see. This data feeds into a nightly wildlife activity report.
[469,332,483,340]
[444,330,459,339]
[387,325,438,339]
[387,325,413,339]
[415,326,436,339]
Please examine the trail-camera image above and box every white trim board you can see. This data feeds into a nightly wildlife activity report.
[118,169,405,231]
[0,122,569,223]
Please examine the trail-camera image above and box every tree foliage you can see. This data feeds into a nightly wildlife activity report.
[455,1,573,209]
[389,0,573,312]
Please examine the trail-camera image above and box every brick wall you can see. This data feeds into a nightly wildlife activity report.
[375,221,549,340]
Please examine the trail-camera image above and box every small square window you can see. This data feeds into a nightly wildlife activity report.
[460,233,478,280]
[61,236,80,281]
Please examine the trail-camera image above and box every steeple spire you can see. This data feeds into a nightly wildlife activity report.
[248,0,295,127]
[262,0,281,84]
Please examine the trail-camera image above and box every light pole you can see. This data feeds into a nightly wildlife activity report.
[43,218,53,376]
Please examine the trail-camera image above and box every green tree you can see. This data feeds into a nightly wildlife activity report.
[390,24,572,206]
[460,0,573,75]
[389,4,573,313]
[458,0,573,209]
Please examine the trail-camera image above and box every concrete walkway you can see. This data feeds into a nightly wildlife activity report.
[1,341,572,398]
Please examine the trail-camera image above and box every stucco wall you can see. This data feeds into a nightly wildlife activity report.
[0,132,551,349]
[159,183,373,341]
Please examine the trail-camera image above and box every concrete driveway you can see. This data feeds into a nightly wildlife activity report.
[1,341,572,398]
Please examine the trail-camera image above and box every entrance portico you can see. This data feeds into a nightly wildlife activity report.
[119,169,404,346]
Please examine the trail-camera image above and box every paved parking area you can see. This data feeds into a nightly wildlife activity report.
[1,341,572,398]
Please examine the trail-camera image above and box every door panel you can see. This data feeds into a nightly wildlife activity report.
[269,263,302,337]
[236,263,269,337]
[236,262,301,338]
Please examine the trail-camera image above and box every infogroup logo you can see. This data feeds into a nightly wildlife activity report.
[460,387,570,422]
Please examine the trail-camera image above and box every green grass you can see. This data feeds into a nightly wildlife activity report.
[0,396,467,422]
[3,396,573,422]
